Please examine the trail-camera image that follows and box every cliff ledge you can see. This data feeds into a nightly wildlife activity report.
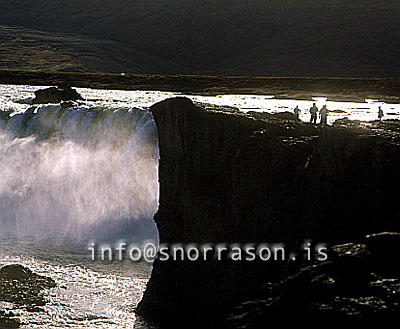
[137,97,400,326]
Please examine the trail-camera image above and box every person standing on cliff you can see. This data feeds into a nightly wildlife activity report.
[294,105,300,121]
[309,103,318,124]
[378,106,384,121]
[320,105,328,125]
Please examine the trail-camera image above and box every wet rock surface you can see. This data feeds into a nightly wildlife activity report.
[0,264,56,328]
[32,86,83,104]
[227,232,400,326]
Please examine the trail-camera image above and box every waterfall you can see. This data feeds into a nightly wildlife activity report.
[0,104,159,242]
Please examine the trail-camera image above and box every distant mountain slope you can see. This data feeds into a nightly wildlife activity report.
[0,25,189,73]
[0,0,399,77]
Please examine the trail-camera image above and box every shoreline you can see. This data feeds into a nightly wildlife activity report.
[1,70,399,104]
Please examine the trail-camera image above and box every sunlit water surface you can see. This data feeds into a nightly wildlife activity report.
[1,85,399,124]
[0,236,153,328]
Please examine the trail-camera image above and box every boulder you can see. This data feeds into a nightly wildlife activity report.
[32,86,83,104]
[0,264,56,306]
[0,264,33,280]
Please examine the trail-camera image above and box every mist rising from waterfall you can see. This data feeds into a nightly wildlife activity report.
[0,104,159,241]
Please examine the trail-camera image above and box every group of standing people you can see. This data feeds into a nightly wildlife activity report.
[293,103,328,125]
[309,103,328,125]
[294,103,385,124]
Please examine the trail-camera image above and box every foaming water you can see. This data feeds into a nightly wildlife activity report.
[0,90,161,328]
[0,104,159,241]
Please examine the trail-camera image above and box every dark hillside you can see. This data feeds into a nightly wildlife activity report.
[0,0,398,76]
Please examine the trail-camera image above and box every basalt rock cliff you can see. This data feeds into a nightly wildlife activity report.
[136,98,400,327]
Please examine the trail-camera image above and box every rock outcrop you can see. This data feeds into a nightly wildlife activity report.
[227,232,400,326]
[136,97,400,326]
[32,86,83,104]
[0,264,56,306]
[0,264,56,327]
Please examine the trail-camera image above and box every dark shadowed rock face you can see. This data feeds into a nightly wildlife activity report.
[227,232,400,326]
[32,86,83,104]
[136,97,400,327]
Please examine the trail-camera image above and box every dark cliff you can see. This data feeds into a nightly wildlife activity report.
[137,98,400,326]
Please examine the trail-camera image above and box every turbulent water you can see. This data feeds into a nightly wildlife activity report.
[1,84,399,328]
[0,85,167,328]
[0,107,159,239]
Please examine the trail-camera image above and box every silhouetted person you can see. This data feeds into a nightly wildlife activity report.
[378,106,384,121]
[294,105,300,121]
[320,105,328,125]
[309,103,318,124]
